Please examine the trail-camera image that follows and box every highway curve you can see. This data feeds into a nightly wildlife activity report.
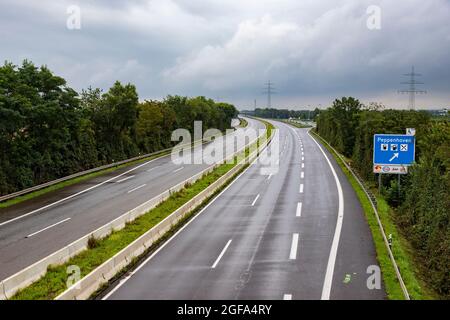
[104,120,386,300]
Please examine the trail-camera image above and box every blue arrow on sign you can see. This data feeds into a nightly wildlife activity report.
[373,134,415,166]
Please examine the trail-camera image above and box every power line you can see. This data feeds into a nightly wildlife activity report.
[262,80,276,109]
[398,66,426,110]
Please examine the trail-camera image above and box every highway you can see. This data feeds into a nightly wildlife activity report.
[0,118,264,281]
[104,120,386,300]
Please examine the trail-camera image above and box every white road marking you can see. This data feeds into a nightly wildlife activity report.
[307,130,344,300]
[299,184,304,193]
[301,172,304,179]
[296,202,303,217]
[301,163,305,168]
[211,239,232,268]
[302,156,305,161]
[102,124,266,300]
[283,294,292,300]
[267,174,272,180]
[115,175,135,183]
[26,218,71,238]
[302,151,304,156]
[127,184,147,194]
[251,194,260,206]
[146,165,161,172]
[289,233,299,260]
[0,155,168,228]
[173,166,184,173]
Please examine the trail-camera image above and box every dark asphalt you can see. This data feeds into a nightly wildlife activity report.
[0,118,264,281]
[105,120,386,300]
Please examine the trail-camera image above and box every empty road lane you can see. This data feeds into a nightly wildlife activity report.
[105,120,385,300]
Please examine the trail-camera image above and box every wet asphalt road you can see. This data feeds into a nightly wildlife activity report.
[105,120,386,300]
[0,118,264,281]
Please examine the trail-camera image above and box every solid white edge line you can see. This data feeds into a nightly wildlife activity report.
[102,141,265,300]
[26,218,71,238]
[307,130,344,300]
[127,184,147,194]
[283,294,292,300]
[289,233,299,260]
[0,124,252,228]
[211,239,232,269]
[296,202,302,217]
[251,194,260,206]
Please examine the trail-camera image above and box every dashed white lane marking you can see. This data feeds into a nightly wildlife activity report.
[26,218,71,238]
[147,165,161,172]
[302,151,304,156]
[127,184,147,194]
[301,163,305,168]
[283,294,292,300]
[251,194,260,206]
[116,175,135,183]
[299,184,304,193]
[302,156,305,161]
[301,172,304,179]
[289,233,299,260]
[172,166,184,173]
[296,202,303,217]
[211,239,232,268]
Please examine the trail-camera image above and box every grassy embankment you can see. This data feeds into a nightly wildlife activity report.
[310,130,434,300]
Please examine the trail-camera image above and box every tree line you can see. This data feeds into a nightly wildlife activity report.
[0,61,238,195]
[315,97,449,298]
[242,107,320,120]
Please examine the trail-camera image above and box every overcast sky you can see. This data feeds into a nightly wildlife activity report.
[1,0,449,109]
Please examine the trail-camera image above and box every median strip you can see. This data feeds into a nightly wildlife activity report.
[9,120,274,300]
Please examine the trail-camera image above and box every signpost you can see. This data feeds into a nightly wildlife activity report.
[373,132,416,195]
[373,134,415,167]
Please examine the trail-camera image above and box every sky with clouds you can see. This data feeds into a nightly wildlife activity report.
[1,0,449,109]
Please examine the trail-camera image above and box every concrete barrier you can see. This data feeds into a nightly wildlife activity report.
[0,128,265,300]
[56,137,269,300]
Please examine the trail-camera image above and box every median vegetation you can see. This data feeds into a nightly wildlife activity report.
[0,60,238,196]
[11,121,273,300]
[315,97,449,299]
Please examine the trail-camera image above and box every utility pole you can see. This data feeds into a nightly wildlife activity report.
[398,66,426,110]
[263,80,276,109]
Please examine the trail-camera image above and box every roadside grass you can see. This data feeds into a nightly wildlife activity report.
[11,121,273,300]
[238,117,248,128]
[0,151,171,209]
[280,119,312,128]
[310,130,434,300]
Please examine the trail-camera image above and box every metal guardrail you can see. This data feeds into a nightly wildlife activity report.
[0,124,245,203]
[0,123,265,300]
[310,130,410,300]
[55,127,274,300]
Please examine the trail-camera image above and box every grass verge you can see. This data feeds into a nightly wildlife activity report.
[238,117,248,128]
[282,120,312,128]
[11,122,272,300]
[310,130,434,300]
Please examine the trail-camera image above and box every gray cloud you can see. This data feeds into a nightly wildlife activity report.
[1,0,449,109]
